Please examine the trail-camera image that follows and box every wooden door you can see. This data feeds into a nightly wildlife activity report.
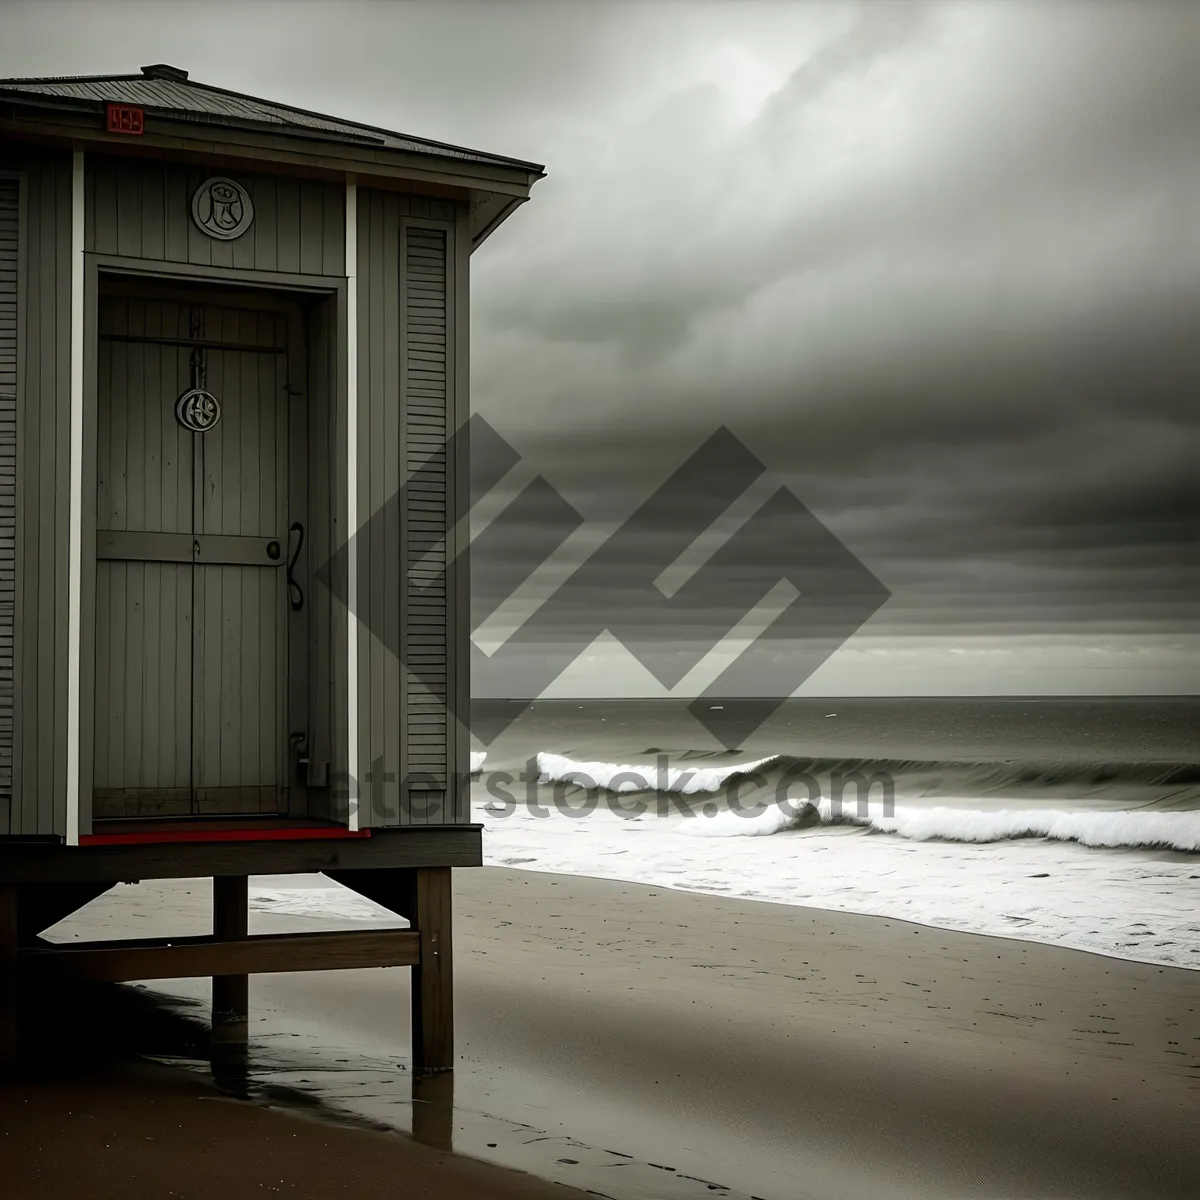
[93,298,292,819]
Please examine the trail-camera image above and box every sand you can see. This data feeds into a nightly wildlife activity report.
[1,1059,585,1199]
[5,866,1198,1199]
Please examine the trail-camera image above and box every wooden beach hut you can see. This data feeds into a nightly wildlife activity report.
[0,64,542,1069]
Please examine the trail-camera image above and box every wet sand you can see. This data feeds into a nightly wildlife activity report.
[8,867,1200,1199]
[1,1058,585,1199]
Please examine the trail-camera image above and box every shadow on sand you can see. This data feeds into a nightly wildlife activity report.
[13,974,453,1148]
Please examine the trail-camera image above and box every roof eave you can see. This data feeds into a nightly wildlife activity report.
[0,82,546,176]
[0,91,543,198]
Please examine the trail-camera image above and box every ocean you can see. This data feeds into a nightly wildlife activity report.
[466,697,1200,968]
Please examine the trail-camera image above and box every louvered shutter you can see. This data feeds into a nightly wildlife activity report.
[0,177,20,803]
[403,225,449,802]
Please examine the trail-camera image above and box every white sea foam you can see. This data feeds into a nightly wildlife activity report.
[537,750,779,795]
[875,805,1200,850]
[682,804,802,837]
[684,796,1200,852]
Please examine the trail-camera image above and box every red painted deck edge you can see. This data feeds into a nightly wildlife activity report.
[79,827,373,847]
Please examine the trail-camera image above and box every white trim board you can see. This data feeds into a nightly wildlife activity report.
[345,180,360,831]
[65,151,84,846]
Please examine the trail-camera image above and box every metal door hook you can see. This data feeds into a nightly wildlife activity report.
[287,521,305,611]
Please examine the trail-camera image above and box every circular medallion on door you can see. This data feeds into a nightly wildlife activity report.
[175,386,222,432]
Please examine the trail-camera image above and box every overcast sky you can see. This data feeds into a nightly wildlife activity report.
[3,1,1197,695]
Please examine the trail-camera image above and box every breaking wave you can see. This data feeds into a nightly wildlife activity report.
[533,750,1200,852]
[536,750,778,795]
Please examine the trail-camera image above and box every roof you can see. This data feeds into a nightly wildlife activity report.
[0,63,544,175]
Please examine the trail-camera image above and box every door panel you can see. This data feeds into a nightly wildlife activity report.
[199,336,287,538]
[93,560,193,813]
[93,298,292,819]
[94,325,196,817]
[96,307,196,536]
[192,343,289,812]
[193,564,287,814]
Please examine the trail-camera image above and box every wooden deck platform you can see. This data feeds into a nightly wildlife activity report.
[0,823,481,883]
[0,827,472,1075]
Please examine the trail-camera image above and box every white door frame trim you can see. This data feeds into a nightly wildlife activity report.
[65,150,84,846]
[345,179,360,831]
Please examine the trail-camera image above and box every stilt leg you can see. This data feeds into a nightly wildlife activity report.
[211,876,248,1046]
[411,1071,455,1149]
[410,867,453,1075]
[0,883,17,1069]
[320,866,456,1075]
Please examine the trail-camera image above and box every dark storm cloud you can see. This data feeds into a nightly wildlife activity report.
[471,266,1199,629]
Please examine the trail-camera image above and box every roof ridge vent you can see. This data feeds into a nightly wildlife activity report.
[141,64,189,82]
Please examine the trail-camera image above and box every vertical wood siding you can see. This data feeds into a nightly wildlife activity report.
[355,190,467,827]
[86,159,345,277]
[0,177,19,827]
[0,150,71,837]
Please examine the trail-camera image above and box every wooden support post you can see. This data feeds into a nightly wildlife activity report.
[411,1071,455,1150]
[320,865,456,1074]
[0,883,17,1068]
[211,876,248,1045]
[410,867,453,1075]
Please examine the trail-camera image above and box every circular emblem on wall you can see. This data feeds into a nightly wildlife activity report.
[191,176,254,240]
[175,387,222,433]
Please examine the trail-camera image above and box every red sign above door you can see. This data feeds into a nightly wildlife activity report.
[106,103,144,135]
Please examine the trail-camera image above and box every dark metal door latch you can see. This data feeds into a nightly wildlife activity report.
[287,521,305,611]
